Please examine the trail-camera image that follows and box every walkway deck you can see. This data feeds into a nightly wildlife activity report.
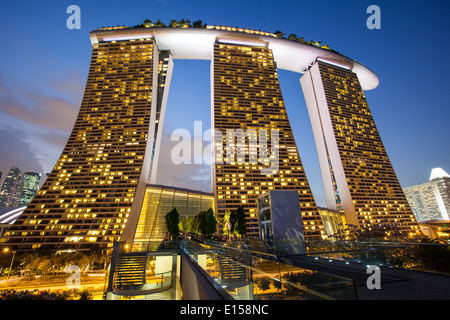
[356,270,450,300]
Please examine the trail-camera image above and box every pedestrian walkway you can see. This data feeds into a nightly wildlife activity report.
[356,270,450,300]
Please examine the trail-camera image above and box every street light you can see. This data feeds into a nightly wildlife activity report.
[2,247,16,282]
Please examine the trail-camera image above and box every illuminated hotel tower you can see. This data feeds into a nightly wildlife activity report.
[5,38,162,250]
[301,59,420,235]
[212,41,325,238]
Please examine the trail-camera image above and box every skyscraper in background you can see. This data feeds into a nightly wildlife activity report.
[19,172,41,206]
[404,168,450,222]
[430,168,450,219]
[0,165,24,209]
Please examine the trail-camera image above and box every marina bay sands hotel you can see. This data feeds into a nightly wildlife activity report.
[3,24,420,251]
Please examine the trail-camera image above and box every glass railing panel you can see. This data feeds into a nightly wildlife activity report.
[181,240,356,300]
[142,271,172,290]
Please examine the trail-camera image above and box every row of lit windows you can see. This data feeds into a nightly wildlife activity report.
[213,43,324,238]
[316,61,419,234]
[6,39,158,247]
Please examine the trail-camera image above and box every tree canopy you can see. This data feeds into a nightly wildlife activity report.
[178,207,218,237]
[124,19,338,53]
[165,207,180,239]
[222,206,247,238]
[235,206,247,236]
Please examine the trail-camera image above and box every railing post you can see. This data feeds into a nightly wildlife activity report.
[106,241,125,297]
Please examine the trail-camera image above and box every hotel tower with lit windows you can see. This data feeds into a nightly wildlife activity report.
[2,25,420,251]
[301,61,418,235]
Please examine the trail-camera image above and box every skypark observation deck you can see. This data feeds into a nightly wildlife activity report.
[89,26,379,91]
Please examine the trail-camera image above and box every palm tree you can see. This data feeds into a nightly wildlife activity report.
[143,19,153,27]
[169,19,180,27]
[179,19,192,28]
[273,30,286,38]
[155,19,166,27]
[192,20,205,28]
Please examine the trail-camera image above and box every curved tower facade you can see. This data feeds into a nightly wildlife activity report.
[5,37,160,250]
[301,60,418,235]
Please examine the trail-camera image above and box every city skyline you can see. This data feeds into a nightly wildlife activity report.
[0,0,449,208]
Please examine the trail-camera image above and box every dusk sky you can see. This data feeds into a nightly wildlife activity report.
[0,0,448,207]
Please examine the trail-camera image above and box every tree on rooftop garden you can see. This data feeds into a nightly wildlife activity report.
[192,20,205,28]
[143,19,153,27]
[128,20,336,53]
[168,19,179,27]
[155,19,166,27]
[273,30,286,38]
[179,19,192,28]
[169,19,192,28]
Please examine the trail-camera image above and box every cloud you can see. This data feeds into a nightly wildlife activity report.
[0,78,80,131]
[0,70,214,193]
[0,73,81,175]
[0,128,44,186]
[155,130,212,193]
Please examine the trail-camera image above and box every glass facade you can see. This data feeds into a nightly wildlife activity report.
[403,168,450,221]
[431,171,450,220]
[133,184,214,249]
[19,172,41,206]
[0,165,24,209]
[318,207,347,237]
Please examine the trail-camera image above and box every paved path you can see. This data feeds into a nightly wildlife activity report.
[356,270,450,300]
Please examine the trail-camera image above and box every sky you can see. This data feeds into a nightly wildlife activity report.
[0,0,449,207]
